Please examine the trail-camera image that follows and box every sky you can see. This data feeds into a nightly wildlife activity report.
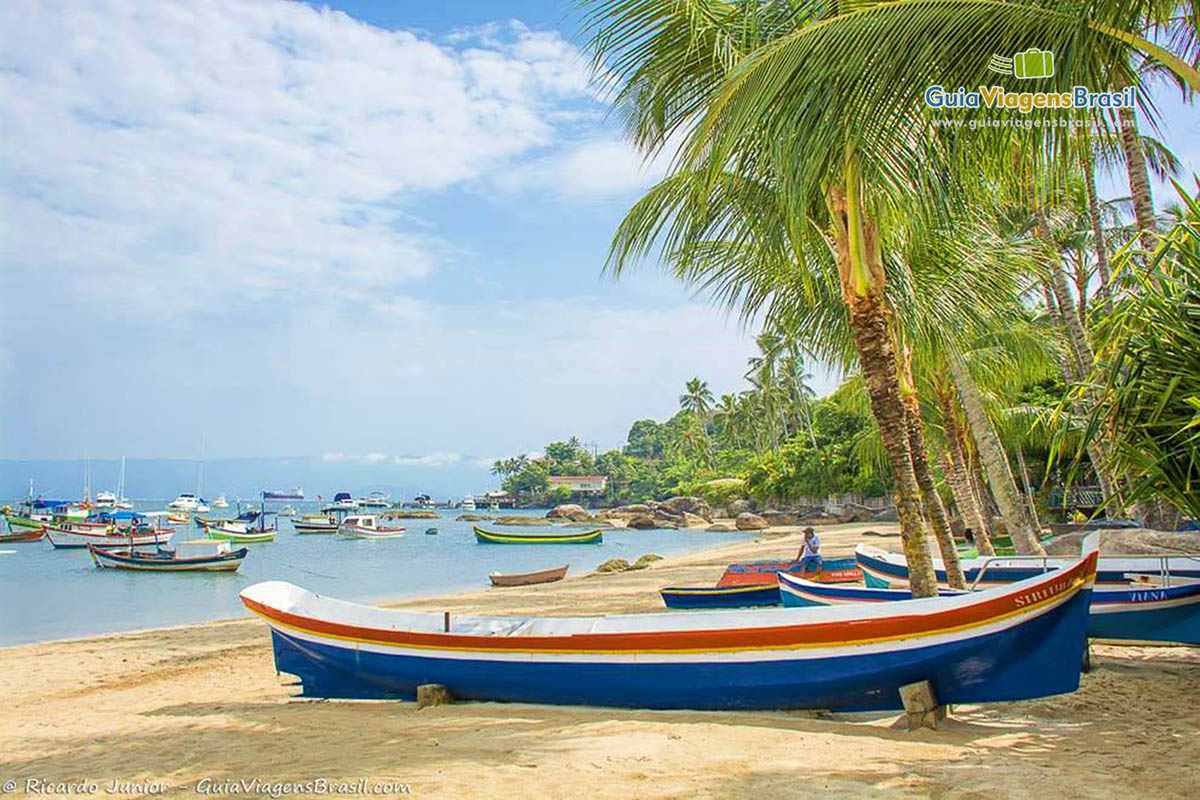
[2,0,1198,475]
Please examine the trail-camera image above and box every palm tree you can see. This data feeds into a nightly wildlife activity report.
[679,377,715,418]
[745,334,785,450]
[712,393,743,448]
[1074,186,1200,519]
[583,0,1198,596]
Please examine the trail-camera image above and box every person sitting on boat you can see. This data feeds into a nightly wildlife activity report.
[796,527,822,573]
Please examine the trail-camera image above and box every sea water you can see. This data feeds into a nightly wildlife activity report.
[0,503,748,646]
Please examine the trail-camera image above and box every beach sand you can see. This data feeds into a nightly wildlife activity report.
[2,522,1197,798]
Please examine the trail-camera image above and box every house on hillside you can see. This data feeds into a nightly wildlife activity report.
[547,475,608,495]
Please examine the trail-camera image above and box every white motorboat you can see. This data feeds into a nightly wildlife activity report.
[322,492,359,512]
[357,492,390,509]
[169,493,211,513]
[338,514,405,539]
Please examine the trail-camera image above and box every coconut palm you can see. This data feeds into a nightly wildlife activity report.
[582,0,1199,595]
[1066,184,1200,519]
[679,377,715,418]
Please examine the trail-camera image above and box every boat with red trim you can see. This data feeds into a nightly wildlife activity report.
[715,557,860,588]
[661,557,860,609]
[45,511,174,549]
[856,543,1200,588]
[788,563,1200,645]
[338,515,406,539]
[240,551,1097,709]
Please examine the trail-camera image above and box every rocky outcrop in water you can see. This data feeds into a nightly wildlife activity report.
[735,512,770,531]
[546,504,593,522]
[494,516,552,526]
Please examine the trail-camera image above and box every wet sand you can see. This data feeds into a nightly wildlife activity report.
[2,522,1197,798]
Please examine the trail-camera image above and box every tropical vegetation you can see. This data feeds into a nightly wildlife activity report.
[564,0,1200,595]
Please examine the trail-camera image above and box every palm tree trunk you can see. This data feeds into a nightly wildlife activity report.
[850,300,938,595]
[1072,251,1088,327]
[1118,100,1158,253]
[1014,445,1041,535]
[1035,207,1125,514]
[936,383,994,555]
[827,165,937,597]
[901,388,967,588]
[896,341,966,587]
[1083,149,1114,315]
[969,446,996,536]
[946,354,1045,555]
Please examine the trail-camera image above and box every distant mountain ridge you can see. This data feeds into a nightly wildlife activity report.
[0,457,492,503]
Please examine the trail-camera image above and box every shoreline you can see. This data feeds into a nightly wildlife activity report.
[3,521,1198,798]
[1,522,827,650]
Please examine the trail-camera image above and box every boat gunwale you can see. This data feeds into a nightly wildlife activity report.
[240,553,1097,654]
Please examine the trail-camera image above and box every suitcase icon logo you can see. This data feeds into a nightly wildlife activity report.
[988,49,1054,79]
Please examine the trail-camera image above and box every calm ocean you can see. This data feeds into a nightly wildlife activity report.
[0,502,747,646]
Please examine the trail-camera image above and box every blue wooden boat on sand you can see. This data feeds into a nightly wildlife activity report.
[855,543,1200,588]
[241,552,1097,710]
[660,582,782,609]
[661,557,859,609]
[800,557,1200,645]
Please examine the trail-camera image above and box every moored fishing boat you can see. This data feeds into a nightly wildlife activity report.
[3,513,46,533]
[856,543,1200,588]
[88,540,248,572]
[0,525,45,543]
[293,514,339,534]
[338,515,405,539]
[240,551,1097,708]
[207,522,276,543]
[474,526,602,545]
[45,522,173,549]
[489,564,569,587]
[779,570,1200,645]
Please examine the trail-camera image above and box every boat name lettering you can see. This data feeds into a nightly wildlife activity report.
[1013,577,1071,607]
[1128,590,1166,603]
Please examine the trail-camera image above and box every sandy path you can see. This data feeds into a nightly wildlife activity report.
[1,522,1196,798]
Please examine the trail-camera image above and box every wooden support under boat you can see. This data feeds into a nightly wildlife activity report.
[489,564,569,587]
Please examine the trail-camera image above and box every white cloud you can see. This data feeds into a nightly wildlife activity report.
[0,0,596,317]
[494,135,679,199]
[362,452,389,464]
[392,453,463,467]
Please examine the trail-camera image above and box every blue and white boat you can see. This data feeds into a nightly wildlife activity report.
[855,543,1200,588]
[818,548,1200,645]
[240,552,1097,710]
